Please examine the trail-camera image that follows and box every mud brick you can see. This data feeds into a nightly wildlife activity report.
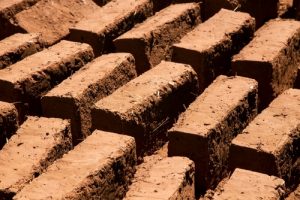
[92,61,199,156]
[124,155,195,200]
[11,0,99,46]
[230,88,300,186]
[0,40,94,116]
[232,19,300,109]
[172,9,255,91]
[0,101,18,149]
[0,116,72,199]
[69,0,153,56]
[0,0,40,39]
[114,3,200,74]
[202,0,278,27]
[0,33,43,69]
[14,130,136,200]
[212,168,285,199]
[42,53,137,145]
[168,75,258,192]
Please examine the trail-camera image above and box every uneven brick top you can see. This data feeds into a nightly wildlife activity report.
[173,9,254,52]
[0,116,70,193]
[45,53,134,100]
[14,130,135,199]
[125,155,194,199]
[232,88,300,154]
[172,75,257,137]
[117,3,199,39]
[0,0,38,14]
[0,33,40,56]
[72,0,151,35]
[213,168,285,199]
[233,19,300,62]
[0,101,16,114]
[94,61,196,115]
[0,40,92,84]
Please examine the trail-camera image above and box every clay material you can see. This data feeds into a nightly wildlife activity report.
[230,88,300,187]
[124,155,195,200]
[212,168,285,199]
[168,75,258,192]
[0,101,18,149]
[0,116,72,199]
[172,9,255,91]
[69,0,153,56]
[232,19,300,109]
[0,40,94,116]
[92,61,199,156]
[0,33,43,69]
[14,130,136,200]
[42,53,137,145]
[114,3,201,74]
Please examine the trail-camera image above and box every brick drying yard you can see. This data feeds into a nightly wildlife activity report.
[0,0,300,199]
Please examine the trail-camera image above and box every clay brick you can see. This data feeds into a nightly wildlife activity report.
[0,116,72,199]
[42,53,137,145]
[0,0,40,39]
[0,101,18,149]
[0,33,43,69]
[11,0,99,46]
[232,19,300,109]
[172,9,255,91]
[14,130,136,200]
[202,0,278,27]
[230,89,300,186]
[287,183,300,200]
[92,61,199,156]
[0,40,94,116]
[69,0,153,56]
[124,155,195,200]
[212,168,285,199]
[114,3,201,74]
[168,75,258,192]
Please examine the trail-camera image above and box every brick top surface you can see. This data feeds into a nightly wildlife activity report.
[73,0,151,34]
[172,75,257,137]
[232,88,300,153]
[173,9,254,52]
[45,53,133,100]
[233,19,300,62]
[0,40,92,84]
[94,61,196,115]
[117,3,199,39]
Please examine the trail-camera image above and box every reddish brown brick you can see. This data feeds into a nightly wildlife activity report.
[168,75,258,192]
[124,155,195,200]
[69,0,153,56]
[232,19,300,109]
[230,89,300,186]
[202,0,278,27]
[0,0,40,39]
[0,116,71,199]
[212,168,285,199]
[114,3,201,74]
[92,61,199,156]
[14,130,136,200]
[0,101,18,149]
[172,9,255,91]
[42,53,137,145]
[287,183,300,200]
[0,33,43,69]
[0,40,94,116]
